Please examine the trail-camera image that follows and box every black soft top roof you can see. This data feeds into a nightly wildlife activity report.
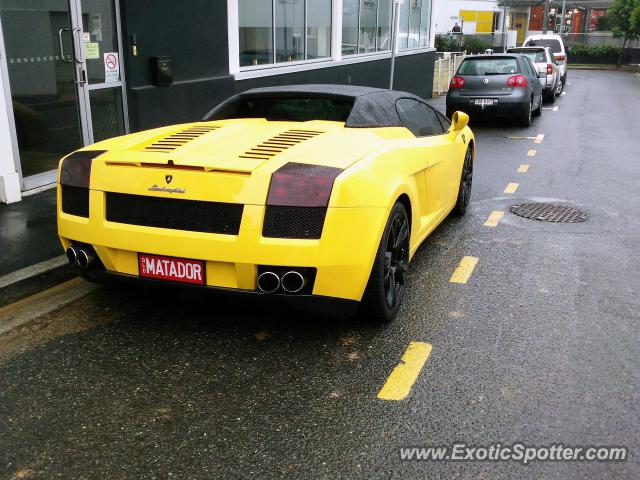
[202,84,425,128]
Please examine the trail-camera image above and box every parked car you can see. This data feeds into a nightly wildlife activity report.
[446,54,544,126]
[57,85,475,323]
[522,33,568,85]
[507,46,562,102]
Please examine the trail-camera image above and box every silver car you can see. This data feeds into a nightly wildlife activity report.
[507,46,562,103]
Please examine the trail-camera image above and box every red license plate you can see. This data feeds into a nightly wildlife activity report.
[138,253,205,285]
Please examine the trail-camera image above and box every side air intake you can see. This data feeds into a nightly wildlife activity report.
[240,129,323,160]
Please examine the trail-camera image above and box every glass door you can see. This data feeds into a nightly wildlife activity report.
[0,0,127,190]
[77,0,127,143]
[0,0,89,185]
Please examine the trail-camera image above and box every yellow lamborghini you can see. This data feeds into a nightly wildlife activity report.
[57,85,474,322]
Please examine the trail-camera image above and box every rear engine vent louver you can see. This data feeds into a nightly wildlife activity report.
[143,125,220,152]
[240,129,323,160]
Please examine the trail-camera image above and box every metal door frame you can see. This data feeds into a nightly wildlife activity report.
[71,0,129,145]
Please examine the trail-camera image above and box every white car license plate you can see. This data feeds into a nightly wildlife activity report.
[474,98,496,106]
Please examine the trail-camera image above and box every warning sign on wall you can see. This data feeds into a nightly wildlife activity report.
[104,52,120,82]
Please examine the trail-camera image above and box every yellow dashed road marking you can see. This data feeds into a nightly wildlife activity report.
[449,256,479,284]
[518,164,529,173]
[534,134,544,144]
[484,210,504,227]
[527,149,536,157]
[504,182,519,194]
[377,342,432,401]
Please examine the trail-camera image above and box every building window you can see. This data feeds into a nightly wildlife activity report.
[307,1,332,59]
[342,0,359,55]
[351,0,430,53]
[239,0,331,68]
[239,0,274,66]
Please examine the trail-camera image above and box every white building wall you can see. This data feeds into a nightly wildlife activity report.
[433,0,501,34]
[0,19,20,204]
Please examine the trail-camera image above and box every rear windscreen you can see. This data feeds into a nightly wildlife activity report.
[509,49,546,63]
[217,97,354,122]
[524,39,563,53]
[458,58,520,76]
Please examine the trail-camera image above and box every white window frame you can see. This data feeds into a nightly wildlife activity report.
[228,0,435,80]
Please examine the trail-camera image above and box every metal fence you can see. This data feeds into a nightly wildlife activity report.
[433,52,466,96]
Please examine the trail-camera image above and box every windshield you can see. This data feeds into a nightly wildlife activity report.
[213,97,354,122]
[508,49,546,63]
[458,58,520,76]
[525,39,563,53]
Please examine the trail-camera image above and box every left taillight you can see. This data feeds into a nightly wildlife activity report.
[60,150,106,188]
[450,76,466,89]
[59,150,106,217]
[267,162,343,207]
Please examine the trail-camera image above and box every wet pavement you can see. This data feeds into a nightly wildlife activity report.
[1,70,639,479]
[0,189,59,276]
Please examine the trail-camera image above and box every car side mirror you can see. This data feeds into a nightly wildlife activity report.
[449,111,469,133]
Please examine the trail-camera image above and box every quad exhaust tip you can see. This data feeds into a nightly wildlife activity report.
[66,246,78,266]
[76,249,96,269]
[257,271,281,293]
[67,245,97,270]
[281,271,305,294]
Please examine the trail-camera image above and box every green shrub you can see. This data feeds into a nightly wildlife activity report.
[568,44,623,56]
[461,36,491,54]
[435,34,462,52]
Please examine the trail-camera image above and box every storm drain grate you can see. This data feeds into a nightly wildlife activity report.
[510,203,588,223]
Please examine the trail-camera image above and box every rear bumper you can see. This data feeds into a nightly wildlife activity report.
[446,95,529,118]
[80,268,360,318]
[58,187,388,303]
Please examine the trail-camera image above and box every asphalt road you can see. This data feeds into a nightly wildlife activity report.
[1,69,639,479]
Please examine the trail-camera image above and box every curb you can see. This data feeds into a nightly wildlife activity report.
[569,64,640,72]
[0,256,77,308]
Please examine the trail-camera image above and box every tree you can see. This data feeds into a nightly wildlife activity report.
[604,0,640,66]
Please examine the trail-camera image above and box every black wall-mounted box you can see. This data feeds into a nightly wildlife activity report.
[151,56,173,86]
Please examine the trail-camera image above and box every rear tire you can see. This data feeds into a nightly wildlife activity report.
[452,145,473,216]
[519,100,532,127]
[533,94,543,117]
[544,90,556,103]
[360,202,410,324]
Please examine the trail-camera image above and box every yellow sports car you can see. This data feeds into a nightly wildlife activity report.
[57,85,474,322]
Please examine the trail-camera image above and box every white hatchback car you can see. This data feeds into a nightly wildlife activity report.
[522,34,568,85]
[507,46,562,102]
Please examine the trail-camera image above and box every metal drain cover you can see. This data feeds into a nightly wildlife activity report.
[510,203,588,223]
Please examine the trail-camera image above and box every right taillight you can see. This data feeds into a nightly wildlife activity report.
[450,76,466,89]
[267,163,342,207]
[547,63,553,75]
[555,54,566,61]
[507,75,529,87]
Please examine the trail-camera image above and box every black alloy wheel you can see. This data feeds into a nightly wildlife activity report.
[383,211,410,310]
[361,202,410,323]
[453,146,473,216]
